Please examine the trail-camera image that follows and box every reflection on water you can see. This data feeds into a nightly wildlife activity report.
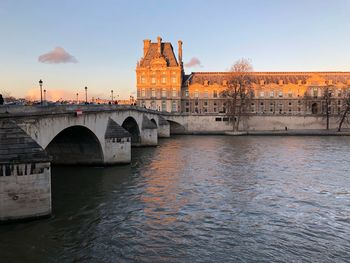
[1,136,350,262]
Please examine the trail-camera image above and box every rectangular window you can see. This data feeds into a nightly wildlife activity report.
[141,76,146,84]
[151,77,156,84]
[172,88,177,97]
[213,90,217,98]
[151,88,156,97]
[162,100,166,111]
[278,91,283,98]
[141,88,146,97]
[172,101,177,112]
[161,76,166,84]
[172,77,176,84]
[204,90,208,98]
[162,88,167,98]
[215,117,222,121]
[270,91,274,98]
[194,90,199,98]
[260,91,264,98]
[185,90,189,97]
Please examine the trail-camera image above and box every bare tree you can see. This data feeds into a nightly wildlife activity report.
[323,86,332,130]
[221,58,253,131]
[338,95,350,131]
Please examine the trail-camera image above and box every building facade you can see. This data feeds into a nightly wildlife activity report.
[137,37,350,116]
[136,36,183,112]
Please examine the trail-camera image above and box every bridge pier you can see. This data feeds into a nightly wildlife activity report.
[157,116,170,138]
[104,118,131,164]
[0,120,52,222]
[141,115,158,146]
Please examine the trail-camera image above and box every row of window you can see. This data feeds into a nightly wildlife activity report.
[185,90,218,98]
[140,75,178,85]
[141,88,178,98]
[142,100,178,112]
[198,79,350,86]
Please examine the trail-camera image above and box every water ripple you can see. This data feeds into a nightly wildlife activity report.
[1,136,350,262]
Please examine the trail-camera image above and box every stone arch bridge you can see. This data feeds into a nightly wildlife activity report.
[2,105,187,165]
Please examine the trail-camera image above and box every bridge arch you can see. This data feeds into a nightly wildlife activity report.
[45,125,104,165]
[150,118,157,127]
[167,120,186,134]
[122,116,141,145]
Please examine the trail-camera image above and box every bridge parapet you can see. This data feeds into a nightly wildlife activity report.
[0,104,167,118]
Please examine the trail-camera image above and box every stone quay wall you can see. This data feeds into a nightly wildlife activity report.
[165,114,343,133]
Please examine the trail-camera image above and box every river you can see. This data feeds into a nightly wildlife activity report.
[1,136,350,262]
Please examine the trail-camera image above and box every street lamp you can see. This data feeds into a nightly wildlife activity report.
[85,86,88,104]
[43,89,46,104]
[39,79,43,105]
[76,93,79,104]
[111,90,114,102]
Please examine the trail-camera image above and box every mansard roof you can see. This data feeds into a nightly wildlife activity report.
[140,43,179,67]
[187,72,350,85]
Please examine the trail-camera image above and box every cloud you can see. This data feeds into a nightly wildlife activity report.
[38,47,78,64]
[185,57,202,68]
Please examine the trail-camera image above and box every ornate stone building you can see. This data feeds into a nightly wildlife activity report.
[136,36,183,112]
[137,37,350,116]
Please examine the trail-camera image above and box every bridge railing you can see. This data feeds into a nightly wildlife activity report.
[0,104,172,118]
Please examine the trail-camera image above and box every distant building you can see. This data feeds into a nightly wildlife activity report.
[136,36,350,115]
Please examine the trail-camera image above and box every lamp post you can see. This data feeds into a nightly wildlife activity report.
[39,79,43,105]
[111,90,114,102]
[76,93,79,104]
[43,89,46,104]
[85,86,88,104]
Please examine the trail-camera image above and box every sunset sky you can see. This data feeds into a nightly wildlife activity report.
[1,0,350,100]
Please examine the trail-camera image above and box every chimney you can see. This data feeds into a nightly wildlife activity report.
[143,39,151,57]
[157,36,162,55]
[178,40,183,63]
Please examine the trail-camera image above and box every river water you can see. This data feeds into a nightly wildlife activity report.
[1,136,350,262]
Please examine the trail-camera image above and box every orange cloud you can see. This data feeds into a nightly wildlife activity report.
[38,47,78,64]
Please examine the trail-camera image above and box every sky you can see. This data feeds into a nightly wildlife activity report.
[1,0,350,100]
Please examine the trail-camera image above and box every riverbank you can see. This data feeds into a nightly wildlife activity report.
[175,129,350,136]
[227,129,350,136]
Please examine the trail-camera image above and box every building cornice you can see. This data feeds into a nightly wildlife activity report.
[191,71,350,75]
